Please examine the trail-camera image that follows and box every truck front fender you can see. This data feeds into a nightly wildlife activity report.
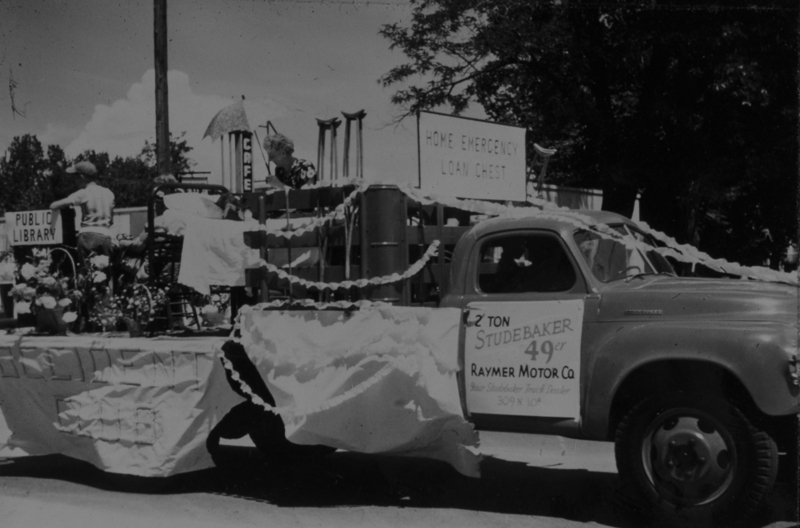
[581,320,799,440]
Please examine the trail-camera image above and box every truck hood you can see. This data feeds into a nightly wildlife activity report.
[597,276,798,324]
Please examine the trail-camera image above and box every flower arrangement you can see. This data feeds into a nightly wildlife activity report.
[90,283,168,333]
[8,248,81,330]
[198,291,231,327]
[86,253,168,332]
[6,246,212,335]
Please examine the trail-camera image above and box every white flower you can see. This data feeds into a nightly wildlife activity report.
[15,301,31,314]
[90,255,110,269]
[62,312,78,323]
[39,295,57,309]
[93,271,107,283]
[20,263,36,280]
[58,298,72,307]
[0,261,15,282]
[10,284,27,299]
[41,276,57,287]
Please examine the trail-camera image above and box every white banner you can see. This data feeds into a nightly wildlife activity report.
[465,300,583,420]
[0,336,242,476]
[418,111,526,201]
[235,305,481,477]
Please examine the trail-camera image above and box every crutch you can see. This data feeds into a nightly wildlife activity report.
[342,110,366,179]
[316,117,341,182]
[530,143,557,199]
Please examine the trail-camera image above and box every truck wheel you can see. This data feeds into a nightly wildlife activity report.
[614,393,778,527]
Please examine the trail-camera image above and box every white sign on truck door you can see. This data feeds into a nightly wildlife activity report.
[417,111,527,201]
[464,300,583,420]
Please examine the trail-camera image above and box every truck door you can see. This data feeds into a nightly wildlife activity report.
[459,230,591,437]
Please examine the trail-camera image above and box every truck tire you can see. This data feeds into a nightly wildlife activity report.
[614,393,778,527]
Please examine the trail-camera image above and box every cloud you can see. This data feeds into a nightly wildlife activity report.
[61,69,292,181]
[49,68,454,189]
[39,122,82,149]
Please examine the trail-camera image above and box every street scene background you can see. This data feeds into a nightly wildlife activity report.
[0,1,797,527]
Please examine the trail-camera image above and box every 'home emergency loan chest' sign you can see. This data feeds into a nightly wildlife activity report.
[417,111,527,201]
[5,210,65,246]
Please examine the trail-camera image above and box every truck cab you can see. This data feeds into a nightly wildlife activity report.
[443,209,798,526]
[241,185,797,527]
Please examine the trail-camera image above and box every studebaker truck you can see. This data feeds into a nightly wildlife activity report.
[224,184,798,527]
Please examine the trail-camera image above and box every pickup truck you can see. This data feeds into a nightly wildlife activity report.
[220,182,798,527]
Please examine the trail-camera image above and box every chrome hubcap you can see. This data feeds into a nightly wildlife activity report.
[642,410,735,505]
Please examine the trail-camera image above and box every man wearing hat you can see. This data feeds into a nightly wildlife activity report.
[50,161,116,260]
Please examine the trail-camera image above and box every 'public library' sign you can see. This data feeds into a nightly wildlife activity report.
[5,210,64,246]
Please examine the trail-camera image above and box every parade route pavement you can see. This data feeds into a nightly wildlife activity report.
[0,433,796,528]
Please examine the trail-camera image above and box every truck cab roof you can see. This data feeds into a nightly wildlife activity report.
[467,209,636,240]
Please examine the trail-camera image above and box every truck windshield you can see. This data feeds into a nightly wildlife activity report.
[573,225,675,283]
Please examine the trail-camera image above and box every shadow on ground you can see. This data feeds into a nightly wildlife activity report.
[0,447,796,528]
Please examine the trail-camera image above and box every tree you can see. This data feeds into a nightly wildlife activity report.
[1,132,197,212]
[140,132,196,178]
[0,135,53,213]
[44,145,75,206]
[379,0,798,267]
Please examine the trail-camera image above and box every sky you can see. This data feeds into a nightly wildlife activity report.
[0,0,487,188]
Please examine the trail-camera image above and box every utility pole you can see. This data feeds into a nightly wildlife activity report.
[154,0,171,176]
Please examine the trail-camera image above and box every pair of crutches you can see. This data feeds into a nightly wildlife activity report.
[315,111,365,291]
[316,110,366,181]
[529,143,558,200]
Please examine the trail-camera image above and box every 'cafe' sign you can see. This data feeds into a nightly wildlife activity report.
[5,210,65,246]
[242,133,253,192]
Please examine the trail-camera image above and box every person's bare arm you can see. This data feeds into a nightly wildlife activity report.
[50,197,74,210]
[50,189,82,210]
[265,173,287,190]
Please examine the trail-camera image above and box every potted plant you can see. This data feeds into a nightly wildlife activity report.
[9,248,81,334]
[199,292,231,327]
[75,252,171,336]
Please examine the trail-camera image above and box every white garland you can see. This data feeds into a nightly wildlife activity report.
[246,298,393,311]
[394,181,797,285]
[256,187,361,239]
[254,240,440,291]
[247,179,796,285]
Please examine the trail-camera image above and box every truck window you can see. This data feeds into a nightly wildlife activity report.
[478,234,577,293]
[623,225,675,275]
[573,226,673,282]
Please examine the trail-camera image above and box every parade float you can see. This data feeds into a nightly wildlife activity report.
[0,109,796,528]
